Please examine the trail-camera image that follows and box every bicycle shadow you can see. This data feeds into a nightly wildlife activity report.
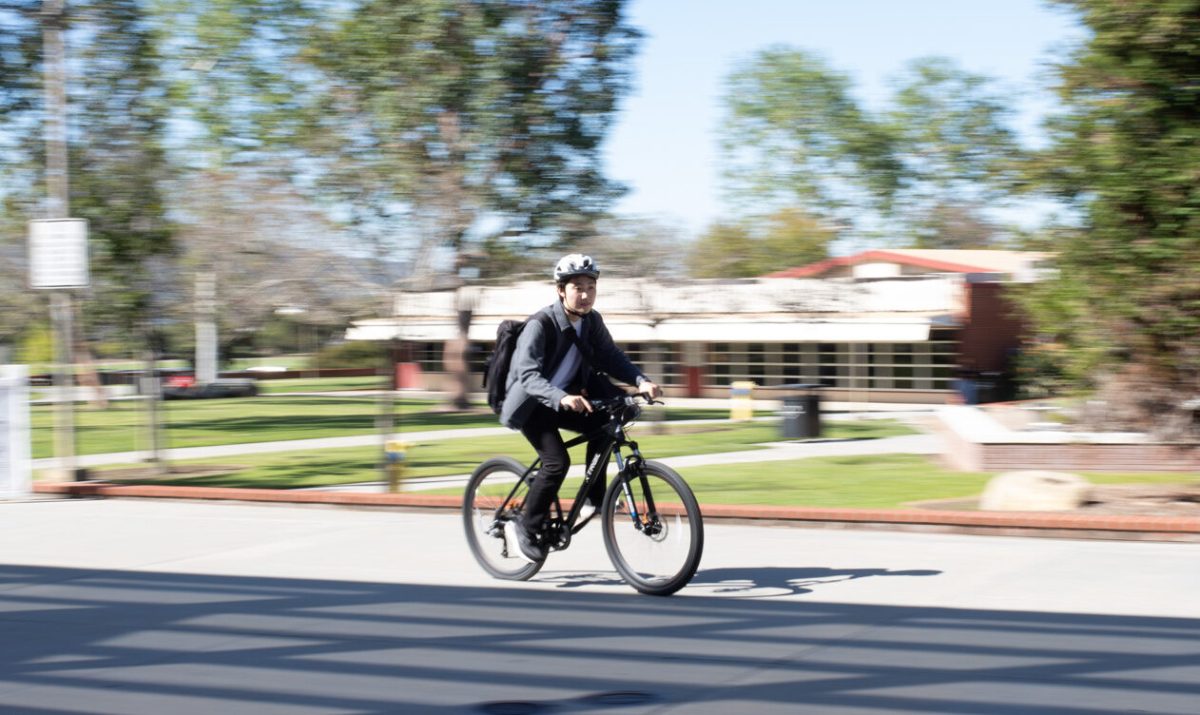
[539,566,942,597]
[686,566,942,597]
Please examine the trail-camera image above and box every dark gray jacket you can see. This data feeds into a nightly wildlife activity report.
[499,300,646,430]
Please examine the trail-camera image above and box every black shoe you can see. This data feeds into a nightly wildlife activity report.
[504,520,546,564]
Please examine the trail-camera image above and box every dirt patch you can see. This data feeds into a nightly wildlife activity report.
[1080,484,1200,516]
[651,424,740,435]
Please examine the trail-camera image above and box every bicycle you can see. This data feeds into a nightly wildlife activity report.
[463,394,704,596]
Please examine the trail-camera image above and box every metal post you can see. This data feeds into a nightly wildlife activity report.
[648,340,665,434]
[142,342,166,477]
[378,338,396,481]
[195,271,217,383]
[49,292,76,479]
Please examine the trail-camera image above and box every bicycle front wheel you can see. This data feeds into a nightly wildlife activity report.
[602,460,703,596]
[463,457,543,581]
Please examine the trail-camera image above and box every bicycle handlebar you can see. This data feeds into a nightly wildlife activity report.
[588,393,662,413]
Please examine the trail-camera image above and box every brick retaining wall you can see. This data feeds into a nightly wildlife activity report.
[937,405,1200,472]
[977,442,1200,472]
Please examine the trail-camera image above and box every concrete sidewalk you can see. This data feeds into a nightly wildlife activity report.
[310,433,940,494]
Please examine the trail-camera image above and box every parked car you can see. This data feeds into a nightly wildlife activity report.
[162,376,258,399]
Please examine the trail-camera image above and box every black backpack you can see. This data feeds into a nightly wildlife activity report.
[482,312,556,414]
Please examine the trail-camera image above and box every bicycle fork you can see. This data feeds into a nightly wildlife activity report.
[613,451,662,536]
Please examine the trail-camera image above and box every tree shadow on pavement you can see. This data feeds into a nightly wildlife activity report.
[0,564,1196,714]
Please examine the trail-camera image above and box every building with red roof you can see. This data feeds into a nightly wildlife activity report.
[351,250,1051,404]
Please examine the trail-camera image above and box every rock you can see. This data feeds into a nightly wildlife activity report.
[979,470,1091,512]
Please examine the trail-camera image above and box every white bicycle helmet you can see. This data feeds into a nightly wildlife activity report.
[553,253,600,282]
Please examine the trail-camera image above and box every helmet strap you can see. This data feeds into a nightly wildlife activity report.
[562,299,587,319]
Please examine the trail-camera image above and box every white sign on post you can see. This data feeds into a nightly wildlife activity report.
[0,365,31,500]
[28,218,89,289]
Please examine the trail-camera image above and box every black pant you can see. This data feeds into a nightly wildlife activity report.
[519,403,609,531]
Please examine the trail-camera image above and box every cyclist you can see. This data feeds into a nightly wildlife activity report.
[500,253,662,563]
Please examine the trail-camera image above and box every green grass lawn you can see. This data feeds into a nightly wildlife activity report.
[77,419,914,487]
[31,394,737,458]
[257,376,383,393]
[681,457,1198,509]
[58,410,907,472]
[686,454,992,508]
[85,442,1195,509]
[32,377,376,401]
[33,395,386,457]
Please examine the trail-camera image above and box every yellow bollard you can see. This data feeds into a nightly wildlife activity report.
[730,381,756,421]
[385,440,411,493]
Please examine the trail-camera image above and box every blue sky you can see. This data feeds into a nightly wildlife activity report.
[602,0,1085,237]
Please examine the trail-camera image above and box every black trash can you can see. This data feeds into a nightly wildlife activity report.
[780,384,822,439]
[976,371,1002,404]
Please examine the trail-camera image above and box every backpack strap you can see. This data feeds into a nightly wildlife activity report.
[533,311,558,363]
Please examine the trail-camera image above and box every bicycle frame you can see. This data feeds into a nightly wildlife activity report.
[490,398,657,544]
[464,393,702,594]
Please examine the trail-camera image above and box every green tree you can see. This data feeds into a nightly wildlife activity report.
[153,0,323,167]
[687,207,834,279]
[70,0,176,342]
[720,50,1023,249]
[910,201,1002,250]
[0,3,55,355]
[1021,0,1200,435]
[0,2,40,151]
[687,221,756,279]
[574,216,691,280]
[0,217,40,356]
[886,58,1023,230]
[0,1,175,357]
[303,0,640,408]
[759,207,837,271]
[0,2,47,232]
[720,48,899,245]
[305,0,640,275]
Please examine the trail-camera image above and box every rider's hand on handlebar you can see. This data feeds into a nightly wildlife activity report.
[561,394,593,413]
[638,380,663,400]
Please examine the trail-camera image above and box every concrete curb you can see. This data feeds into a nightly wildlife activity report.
[33,481,1200,542]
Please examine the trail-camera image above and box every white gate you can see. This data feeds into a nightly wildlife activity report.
[0,365,31,499]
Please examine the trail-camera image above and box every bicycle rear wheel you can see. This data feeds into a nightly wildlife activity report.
[602,460,703,596]
[463,457,543,581]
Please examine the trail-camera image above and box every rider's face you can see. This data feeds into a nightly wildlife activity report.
[558,276,597,316]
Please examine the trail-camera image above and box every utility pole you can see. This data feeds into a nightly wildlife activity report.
[42,0,68,220]
[42,0,78,480]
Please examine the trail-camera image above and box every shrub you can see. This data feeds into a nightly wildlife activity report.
[315,341,384,369]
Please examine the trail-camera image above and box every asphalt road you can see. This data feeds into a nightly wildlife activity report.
[0,499,1197,714]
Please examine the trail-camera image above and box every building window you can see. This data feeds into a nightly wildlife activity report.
[818,343,839,388]
[415,342,443,372]
[468,342,490,373]
[748,342,765,383]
